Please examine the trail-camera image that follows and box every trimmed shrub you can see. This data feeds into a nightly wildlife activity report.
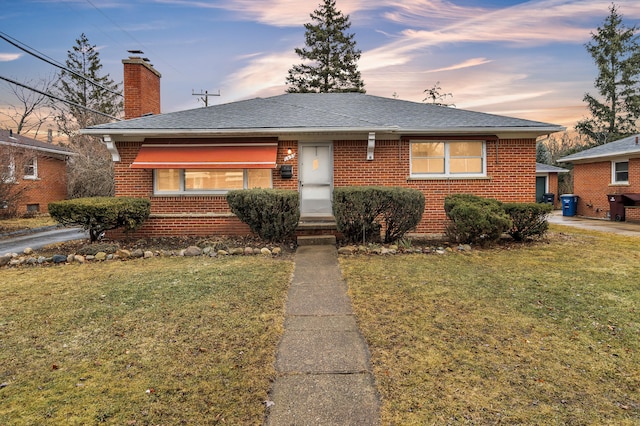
[444,194,511,245]
[334,187,424,244]
[49,197,150,243]
[504,202,553,241]
[226,189,299,242]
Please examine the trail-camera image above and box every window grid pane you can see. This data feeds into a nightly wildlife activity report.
[185,169,243,190]
[247,169,272,188]
[411,141,484,176]
[156,169,180,191]
[615,161,629,182]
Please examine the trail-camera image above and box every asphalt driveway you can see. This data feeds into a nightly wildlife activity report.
[0,227,87,255]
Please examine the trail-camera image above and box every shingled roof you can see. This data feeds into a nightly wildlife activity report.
[0,129,74,157]
[83,93,563,137]
[558,134,640,163]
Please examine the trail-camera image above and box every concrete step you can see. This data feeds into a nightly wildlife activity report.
[297,235,337,246]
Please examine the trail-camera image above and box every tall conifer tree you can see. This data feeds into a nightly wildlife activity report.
[576,4,640,144]
[286,0,365,93]
[52,33,122,197]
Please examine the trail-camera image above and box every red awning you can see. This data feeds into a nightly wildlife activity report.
[130,143,278,169]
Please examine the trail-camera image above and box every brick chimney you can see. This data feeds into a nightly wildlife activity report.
[122,54,161,119]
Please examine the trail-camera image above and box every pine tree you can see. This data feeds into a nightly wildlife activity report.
[576,4,640,145]
[52,33,122,197]
[286,0,365,93]
[53,33,122,137]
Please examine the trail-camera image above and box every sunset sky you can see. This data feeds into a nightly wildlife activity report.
[2,0,640,131]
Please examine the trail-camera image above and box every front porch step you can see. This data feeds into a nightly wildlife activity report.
[297,235,337,246]
[296,216,338,246]
[297,215,337,231]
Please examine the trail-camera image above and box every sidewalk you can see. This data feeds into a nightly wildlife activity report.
[265,245,380,425]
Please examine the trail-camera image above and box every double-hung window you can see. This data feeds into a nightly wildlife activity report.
[23,157,37,179]
[1,157,16,183]
[411,140,486,178]
[612,160,629,184]
[155,168,272,194]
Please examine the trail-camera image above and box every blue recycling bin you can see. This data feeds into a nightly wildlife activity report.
[560,194,578,217]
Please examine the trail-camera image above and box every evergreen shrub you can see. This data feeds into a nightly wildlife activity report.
[49,197,150,242]
[444,194,511,245]
[503,202,553,241]
[226,189,299,242]
[333,187,424,244]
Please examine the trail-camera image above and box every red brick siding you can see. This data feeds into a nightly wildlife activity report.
[334,139,536,234]
[16,154,67,214]
[113,138,538,237]
[572,158,640,219]
[123,59,161,120]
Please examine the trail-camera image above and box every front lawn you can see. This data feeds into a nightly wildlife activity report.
[341,226,640,425]
[0,256,292,424]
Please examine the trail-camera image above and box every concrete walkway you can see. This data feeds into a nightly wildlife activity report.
[548,211,640,237]
[265,245,380,425]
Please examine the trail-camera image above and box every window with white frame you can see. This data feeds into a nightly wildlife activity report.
[1,157,16,183]
[23,157,37,179]
[410,140,486,177]
[154,168,272,194]
[612,160,629,184]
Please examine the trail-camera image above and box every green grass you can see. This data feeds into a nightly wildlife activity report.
[341,226,640,425]
[0,256,293,424]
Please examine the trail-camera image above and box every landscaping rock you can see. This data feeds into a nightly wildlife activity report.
[37,256,47,264]
[95,252,107,261]
[23,247,33,255]
[209,251,218,258]
[272,247,282,256]
[338,246,356,255]
[67,254,74,263]
[116,249,131,259]
[52,254,67,264]
[73,255,86,264]
[25,257,37,265]
[217,250,229,256]
[260,247,272,256]
[131,249,144,258]
[203,246,212,255]
[143,250,154,258]
[184,246,203,257]
[244,247,254,255]
[229,248,244,255]
[0,255,10,267]
[253,248,261,255]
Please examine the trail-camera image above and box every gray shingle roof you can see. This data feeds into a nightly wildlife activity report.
[83,93,563,135]
[536,163,569,173]
[558,134,640,163]
[0,129,74,156]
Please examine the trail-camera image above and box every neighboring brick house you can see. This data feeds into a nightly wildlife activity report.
[0,129,74,216]
[82,56,564,238]
[536,163,569,208]
[558,134,640,222]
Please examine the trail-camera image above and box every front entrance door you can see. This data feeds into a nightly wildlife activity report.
[299,143,333,216]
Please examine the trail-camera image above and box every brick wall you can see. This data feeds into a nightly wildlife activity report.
[113,137,538,237]
[122,57,161,120]
[573,158,640,219]
[16,154,68,215]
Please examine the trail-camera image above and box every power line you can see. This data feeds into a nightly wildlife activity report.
[0,31,123,97]
[0,75,121,121]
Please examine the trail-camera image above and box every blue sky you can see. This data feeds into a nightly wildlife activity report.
[2,0,640,130]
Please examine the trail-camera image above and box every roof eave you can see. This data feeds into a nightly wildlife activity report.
[0,140,76,157]
[557,149,640,163]
[81,125,565,139]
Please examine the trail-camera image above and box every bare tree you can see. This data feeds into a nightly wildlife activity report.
[423,81,455,107]
[0,76,55,138]
[0,144,30,218]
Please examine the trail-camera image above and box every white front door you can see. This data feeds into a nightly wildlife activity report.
[299,143,333,216]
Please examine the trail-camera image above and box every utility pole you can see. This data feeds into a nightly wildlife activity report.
[192,89,220,107]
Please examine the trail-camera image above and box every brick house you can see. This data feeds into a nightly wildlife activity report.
[0,129,73,216]
[82,56,564,238]
[558,134,640,222]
